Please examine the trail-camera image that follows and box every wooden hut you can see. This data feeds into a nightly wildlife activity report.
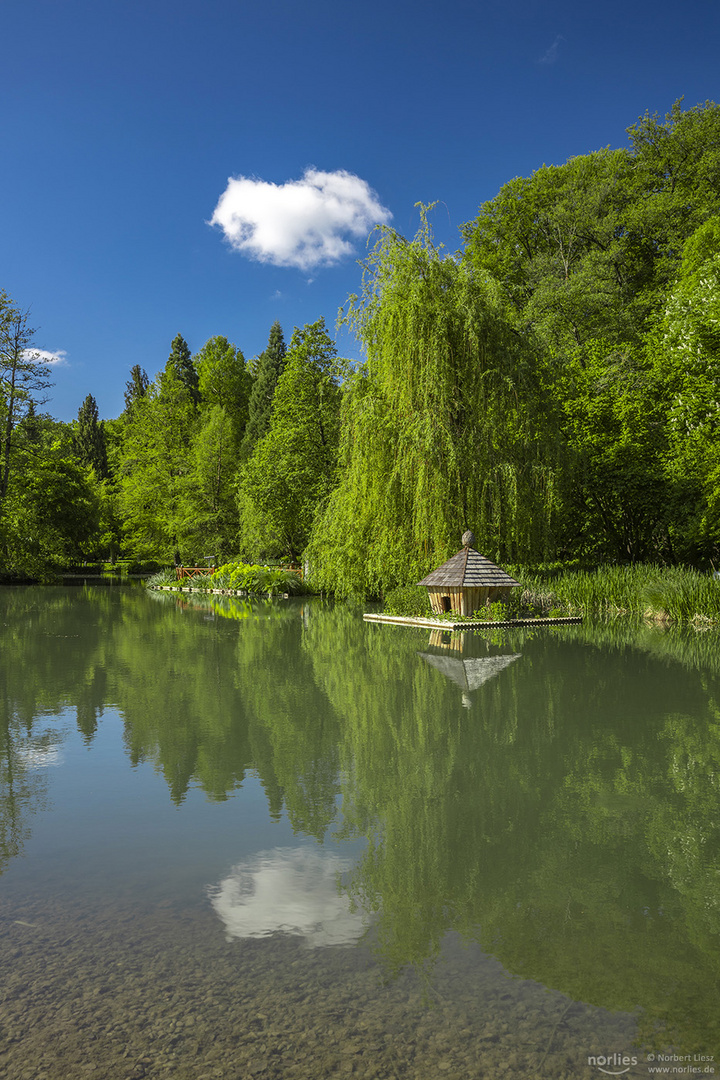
[417,530,520,616]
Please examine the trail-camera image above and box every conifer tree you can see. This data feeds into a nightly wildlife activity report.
[75,394,108,479]
[241,321,286,457]
[164,334,200,405]
[123,365,149,414]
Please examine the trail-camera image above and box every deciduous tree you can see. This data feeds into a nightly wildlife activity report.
[237,318,344,561]
[0,296,53,516]
[194,335,251,441]
[309,211,556,596]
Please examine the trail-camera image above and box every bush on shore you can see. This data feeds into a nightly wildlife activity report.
[147,559,309,596]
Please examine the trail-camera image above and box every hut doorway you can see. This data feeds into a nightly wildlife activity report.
[440,596,452,613]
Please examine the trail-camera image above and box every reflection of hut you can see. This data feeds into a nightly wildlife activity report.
[419,649,521,708]
[418,531,520,616]
[428,629,466,652]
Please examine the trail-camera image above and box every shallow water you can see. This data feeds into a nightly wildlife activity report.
[1,586,718,1078]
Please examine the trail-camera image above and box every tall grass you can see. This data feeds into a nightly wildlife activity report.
[517,564,720,624]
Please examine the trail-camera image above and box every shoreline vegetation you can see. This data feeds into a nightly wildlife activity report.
[3,101,720,599]
[384,565,720,626]
[146,560,310,598]
[143,559,720,627]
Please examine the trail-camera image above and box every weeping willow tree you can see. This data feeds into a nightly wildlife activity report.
[308,209,559,597]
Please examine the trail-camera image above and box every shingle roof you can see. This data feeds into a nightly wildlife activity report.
[417,545,520,589]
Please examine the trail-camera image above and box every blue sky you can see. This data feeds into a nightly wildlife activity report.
[3,0,719,421]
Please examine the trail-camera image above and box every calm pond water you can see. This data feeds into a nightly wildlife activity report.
[1,585,718,1079]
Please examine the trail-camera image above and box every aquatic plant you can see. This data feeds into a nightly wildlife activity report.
[145,566,177,588]
[519,563,720,623]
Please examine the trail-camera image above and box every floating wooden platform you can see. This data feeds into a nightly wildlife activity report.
[363,614,582,630]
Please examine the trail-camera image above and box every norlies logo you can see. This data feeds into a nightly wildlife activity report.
[588,1054,638,1075]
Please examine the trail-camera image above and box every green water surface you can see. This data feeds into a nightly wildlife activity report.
[0,586,718,1078]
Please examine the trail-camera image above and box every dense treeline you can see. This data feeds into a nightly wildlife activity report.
[2,99,719,587]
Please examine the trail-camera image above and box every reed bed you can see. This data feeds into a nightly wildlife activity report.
[516,564,720,624]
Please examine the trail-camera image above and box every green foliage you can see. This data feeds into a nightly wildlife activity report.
[462,100,720,354]
[237,318,344,562]
[123,364,149,414]
[194,335,251,440]
[145,566,176,587]
[308,209,557,597]
[518,563,720,623]
[472,599,509,621]
[382,584,431,617]
[653,219,720,559]
[189,558,308,595]
[462,148,641,350]
[0,296,53,514]
[241,320,287,458]
[179,404,240,561]
[74,393,108,479]
[455,100,720,567]
[1,423,101,579]
[625,99,720,307]
[557,339,673,561]
[117,368,198,561]
[164,333,199,405]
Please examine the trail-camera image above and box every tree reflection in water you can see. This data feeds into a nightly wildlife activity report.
[1,586,719,1055]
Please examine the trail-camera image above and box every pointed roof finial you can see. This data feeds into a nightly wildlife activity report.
[462,529,475,548]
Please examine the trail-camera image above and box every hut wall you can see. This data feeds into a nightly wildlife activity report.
[426,584,516,616]
[428,588,465,615]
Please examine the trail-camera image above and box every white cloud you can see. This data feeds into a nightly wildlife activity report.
[23,348,68,365]
[210,168,392,270]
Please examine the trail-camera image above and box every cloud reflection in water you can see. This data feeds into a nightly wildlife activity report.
[208,846,368,947]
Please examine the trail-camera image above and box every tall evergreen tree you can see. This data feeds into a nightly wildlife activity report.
[123,364,149,414]
[241,321,286,457]
[74,394,108,479]
[164,334,200,405]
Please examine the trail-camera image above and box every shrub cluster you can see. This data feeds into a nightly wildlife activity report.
[153,559,309,597]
